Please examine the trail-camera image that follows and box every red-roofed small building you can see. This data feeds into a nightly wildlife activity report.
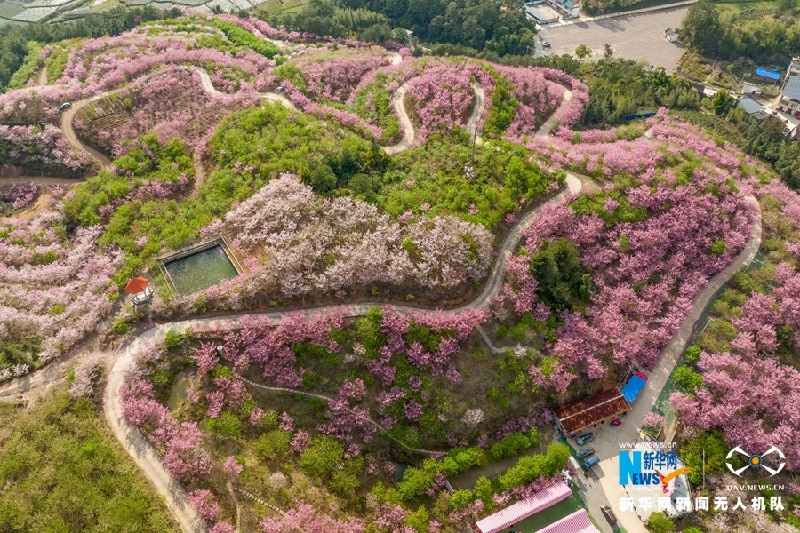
[554,388,631,437]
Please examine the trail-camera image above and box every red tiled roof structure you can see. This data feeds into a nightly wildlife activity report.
[475,481,572,533]
[554,388,631,435]
[536,509,600,533]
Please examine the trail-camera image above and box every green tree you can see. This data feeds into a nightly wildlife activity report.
[603,43,613,60]
[253,430,291,460]
[684,345,701,364]
[404,506,430,532]
[711,90,736,116]
[679,430,732,485]
[474,476,494,505]
[397,467,435,501]
[680,0,725,57]
[673,367,704,393]
[304,162,338,194]
[529,238,592,312]
[575,44,592,60]
[207,411,242,439]
[299,435,344,480]
[646,512,675,532]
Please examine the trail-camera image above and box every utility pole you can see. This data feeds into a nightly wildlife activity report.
[702,448,705,489]
[465,127,478,178]
[471,126,477,164]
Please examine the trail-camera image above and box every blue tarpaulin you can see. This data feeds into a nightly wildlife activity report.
[621,375,647,403]
[756,67,781,81]
[624,112,656,121]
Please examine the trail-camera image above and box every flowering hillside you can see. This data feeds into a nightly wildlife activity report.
[0,124,94,177]
[496,110,758,393]
[73,67,258,157]
[4,12,800,533]
[0,204,121,380]
[669,179,800,482]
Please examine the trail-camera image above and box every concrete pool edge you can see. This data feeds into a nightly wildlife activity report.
[158,236,245,300]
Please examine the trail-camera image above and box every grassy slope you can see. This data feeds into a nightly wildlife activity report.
[0,389,180,533]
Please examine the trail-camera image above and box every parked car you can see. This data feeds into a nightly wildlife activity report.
[601,504,617,524]
[576,433,595,446]
[59,102,72,111]
[541,40,550,47]
[577,447,595,459]
[275,86,285,93]
[582,456,600,471]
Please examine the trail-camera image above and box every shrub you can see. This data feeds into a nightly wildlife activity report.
[164,330,183,348]
[679,431,731,485]
[646,512,675,533]
[253,430,291,461]
[684,345,701,364]
[207,412,242,439]
[673,367,704,393]
[498,442,569,490]
[490,432,532,460]
[299,435,344,480]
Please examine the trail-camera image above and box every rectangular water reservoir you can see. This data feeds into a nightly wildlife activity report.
[163,244,238,297]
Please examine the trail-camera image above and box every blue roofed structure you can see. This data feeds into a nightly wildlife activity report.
[756,67,781,82]
[782,76,800,102]
[621,372,648,403]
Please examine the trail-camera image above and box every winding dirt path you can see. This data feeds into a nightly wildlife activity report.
[60,94,113,170]
[537,89,572,138]
[384,84,414,155]
[387,51,402,66]
[466,82,485,144]
[0,176,81,186]
[6,193,51,221]
[104,329,203,533]
[196,67,298,111]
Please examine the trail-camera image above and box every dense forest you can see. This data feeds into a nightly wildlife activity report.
[680,0,800,62]
[0,6,182,91]
[272,0,536,58]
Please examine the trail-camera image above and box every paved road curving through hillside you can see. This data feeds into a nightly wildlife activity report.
[104,328,204,533]
[586,196,762,533]
[60,95,113,170]
[60,66,297,171]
